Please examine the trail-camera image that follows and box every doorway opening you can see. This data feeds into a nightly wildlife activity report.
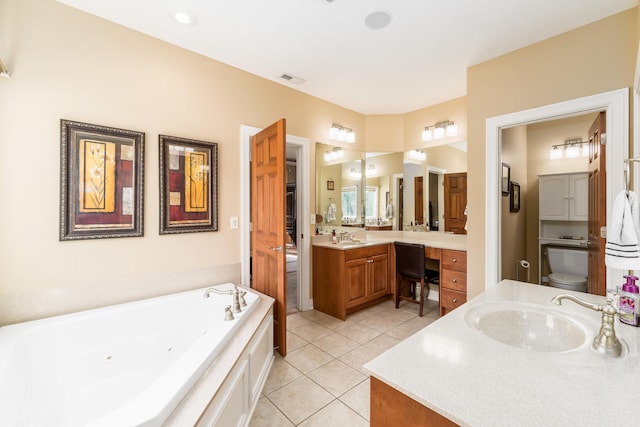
[485,88,629,292]
[286,146,300,314]
[240,125,312,312]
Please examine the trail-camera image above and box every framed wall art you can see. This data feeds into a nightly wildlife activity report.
[159,135,218,234]
[501,162,511,196]
[60,119,145,240]
[510,181,521,212]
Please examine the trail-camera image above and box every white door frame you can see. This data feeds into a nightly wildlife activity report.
[240,125,312,311]
[485,88,629,290]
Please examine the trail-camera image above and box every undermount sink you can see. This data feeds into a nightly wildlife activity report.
[464,303,589,352]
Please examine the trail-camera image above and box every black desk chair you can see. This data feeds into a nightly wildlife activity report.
[394,241,439,317]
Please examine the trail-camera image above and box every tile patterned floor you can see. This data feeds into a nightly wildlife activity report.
[249,298,440,426]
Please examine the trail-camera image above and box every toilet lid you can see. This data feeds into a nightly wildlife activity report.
[549,272,587,285]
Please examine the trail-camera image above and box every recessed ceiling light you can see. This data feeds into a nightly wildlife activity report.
[172,10,197,26]
[365,11,392,30]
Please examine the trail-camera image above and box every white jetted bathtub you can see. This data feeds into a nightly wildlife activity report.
[0,283,274,427]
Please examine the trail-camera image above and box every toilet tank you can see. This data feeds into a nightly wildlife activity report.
[547,246,588,277]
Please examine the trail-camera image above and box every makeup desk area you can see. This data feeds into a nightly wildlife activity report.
[311,231,467,320]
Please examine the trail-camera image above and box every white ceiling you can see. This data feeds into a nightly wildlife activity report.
[57,0,637,115]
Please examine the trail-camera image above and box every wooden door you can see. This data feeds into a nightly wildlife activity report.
[587,112,606,296]
[414,176,424,225]
[398,178,404,230]
[251,119,287,356]
[444,173,467,234]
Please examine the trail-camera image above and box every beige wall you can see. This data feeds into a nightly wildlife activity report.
[466,8,638,298]
[0,0,637,324]
[0,0,363,324]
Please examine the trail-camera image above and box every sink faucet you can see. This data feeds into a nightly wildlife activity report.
[204,285,242,314]
[551,293,622,357]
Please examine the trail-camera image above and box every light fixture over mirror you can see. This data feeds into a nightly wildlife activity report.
[0,58,10,78]
[548,138,588,160]
[324,146,344,162]
[422,120,458,141]
[329,123,355,143]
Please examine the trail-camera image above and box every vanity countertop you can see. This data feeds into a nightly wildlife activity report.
[312,232,467,252]
[364,280,640,426]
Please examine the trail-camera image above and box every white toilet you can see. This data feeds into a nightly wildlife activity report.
[545,246,588,292]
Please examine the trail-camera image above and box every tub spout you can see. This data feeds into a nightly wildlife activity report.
[551,293,622,357]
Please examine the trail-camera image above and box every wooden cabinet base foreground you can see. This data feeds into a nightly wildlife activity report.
[370,377,459,427]
[313,244,390,320]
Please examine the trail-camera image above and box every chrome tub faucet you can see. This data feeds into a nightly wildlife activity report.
[204,285,242,314]
[551,293,622,357]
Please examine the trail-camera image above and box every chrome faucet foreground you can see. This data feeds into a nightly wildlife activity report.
[204,285,242,314]
[551,293,622,357]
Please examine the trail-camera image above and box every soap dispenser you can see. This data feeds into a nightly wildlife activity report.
[618,275,639,326]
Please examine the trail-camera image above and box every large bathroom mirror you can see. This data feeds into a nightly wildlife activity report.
[402,142,467,233]
[316,143,365,230]
[362,152,404,230]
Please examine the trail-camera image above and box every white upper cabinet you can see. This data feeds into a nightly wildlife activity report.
[539,173,588,221]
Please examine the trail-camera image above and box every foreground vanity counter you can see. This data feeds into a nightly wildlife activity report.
[364,280,640,426]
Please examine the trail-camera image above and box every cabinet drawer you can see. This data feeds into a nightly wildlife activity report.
[440,288,466,312]
[440,269,466,292]
[425,247,441,260]
[441,250,467,272]
[344,244,388,261]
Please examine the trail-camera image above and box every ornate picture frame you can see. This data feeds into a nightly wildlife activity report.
[159,135,218,234]
[510,181,521,212]
[501,162,511,196]
[60,119,145,240]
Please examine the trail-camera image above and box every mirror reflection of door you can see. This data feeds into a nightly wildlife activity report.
[414,176,424,225]
[444,172,467,234]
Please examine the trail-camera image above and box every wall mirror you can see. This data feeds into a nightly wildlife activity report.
[402,142,467,233]
[316,143,365,229]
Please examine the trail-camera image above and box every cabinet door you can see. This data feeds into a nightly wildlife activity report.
[345,258,368,307]
[539,175,569,220]
[369,254,389,298]
[569,173,588,220]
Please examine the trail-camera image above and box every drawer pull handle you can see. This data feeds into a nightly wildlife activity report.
[452,258,457,263]
[452,279,457,283]
[452,298,457,303]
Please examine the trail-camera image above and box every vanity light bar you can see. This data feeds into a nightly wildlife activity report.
[422,120,457,142]
[329,123,355,143]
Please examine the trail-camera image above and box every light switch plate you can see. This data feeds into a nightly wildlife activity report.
[310,214,316,224]
[230,216,239,229]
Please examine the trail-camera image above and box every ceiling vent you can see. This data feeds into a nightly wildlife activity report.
[280,73,306,85]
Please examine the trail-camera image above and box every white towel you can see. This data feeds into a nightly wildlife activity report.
[386,203,394,219]
[326,203,336,221]
[605,191,640,269]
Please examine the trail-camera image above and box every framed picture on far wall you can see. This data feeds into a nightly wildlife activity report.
[502,162,511,196]
[59,119,145,241]
[510,181,521,212]
[159,134,218,234]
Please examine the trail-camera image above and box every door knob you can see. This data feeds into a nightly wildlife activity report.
[269,246,282,252]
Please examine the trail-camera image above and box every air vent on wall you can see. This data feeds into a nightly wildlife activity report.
[279,73,306,85]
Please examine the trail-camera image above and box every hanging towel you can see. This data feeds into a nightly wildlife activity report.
[605,191,640,269]
[326,203,337,221]
[386,203,394,219]
[464,205,468,231]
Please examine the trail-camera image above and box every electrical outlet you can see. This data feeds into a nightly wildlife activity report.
[230,216,239,229]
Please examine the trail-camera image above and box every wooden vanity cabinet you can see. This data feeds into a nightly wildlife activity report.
[439,249,467,316]
[313,244,390,320]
